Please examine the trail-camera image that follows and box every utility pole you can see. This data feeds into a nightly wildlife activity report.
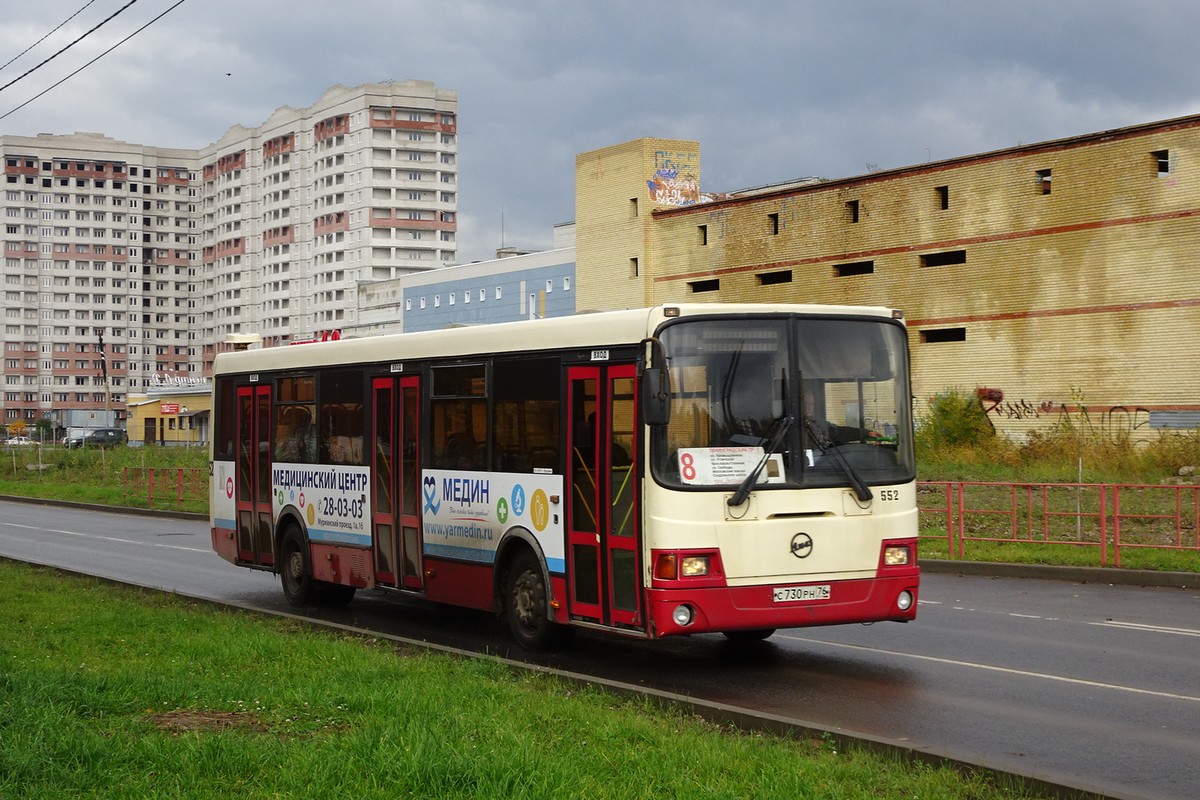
[98,329,110,424]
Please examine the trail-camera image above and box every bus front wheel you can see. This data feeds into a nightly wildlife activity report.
[505,550,562,651]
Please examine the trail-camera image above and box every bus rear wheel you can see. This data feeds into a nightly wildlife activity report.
[280,534,315,606]
[280,533,357,607]
[505,550,563,651]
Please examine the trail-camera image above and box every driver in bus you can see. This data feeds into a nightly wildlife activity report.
[804,391,880,446]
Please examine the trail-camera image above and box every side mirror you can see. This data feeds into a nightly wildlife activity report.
[641,368,671,426]
[639,337,671,426]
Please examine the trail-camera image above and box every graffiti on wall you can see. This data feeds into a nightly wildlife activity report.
[648,149,699,207]
[976,387,1152,441]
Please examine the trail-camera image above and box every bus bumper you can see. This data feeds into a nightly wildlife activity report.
[645,571,920,638]
[211,526,238,564]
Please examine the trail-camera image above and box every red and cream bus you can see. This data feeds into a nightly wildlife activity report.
[210,303,919,649]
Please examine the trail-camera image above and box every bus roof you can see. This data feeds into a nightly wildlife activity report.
[212,303,900,375]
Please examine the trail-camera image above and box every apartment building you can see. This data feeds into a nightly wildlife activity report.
[198,81,458,366]
[0,80,457,433]
[1,133,200,429]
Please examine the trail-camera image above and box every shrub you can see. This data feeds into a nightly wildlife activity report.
[915,388,996,451]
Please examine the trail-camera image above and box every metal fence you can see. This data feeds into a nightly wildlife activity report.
[918,481,1200,567]
[122,467,207,512]
[121,471,1200,567]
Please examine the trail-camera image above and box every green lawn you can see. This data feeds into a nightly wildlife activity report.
[0,561,1057,799]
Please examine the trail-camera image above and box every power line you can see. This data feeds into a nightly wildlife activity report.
[0,1,140,94]
[0,0,101,75]
[0,0,187,123]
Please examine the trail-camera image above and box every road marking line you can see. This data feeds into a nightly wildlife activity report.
[1089,620,1200,637]
[0,521,208,553]
[781,635,1200,704]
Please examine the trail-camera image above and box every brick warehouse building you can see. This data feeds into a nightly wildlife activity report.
[573,119,1200,439]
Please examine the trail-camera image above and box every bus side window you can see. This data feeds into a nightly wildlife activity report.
[431,398,486,471]
[491,356,560,473]
[319,369,365,465]
[431,363,487,471]
[323,402,364,465]
[275,404,316,462]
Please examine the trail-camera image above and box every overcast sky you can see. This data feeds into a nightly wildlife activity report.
[4,1,1199,263]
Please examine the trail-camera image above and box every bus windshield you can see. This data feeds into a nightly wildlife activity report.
[650,314,914,491]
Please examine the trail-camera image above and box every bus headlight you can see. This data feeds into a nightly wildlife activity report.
[897,591,914,612]
[680,555,709,577]
[883,545,910,566]
[672,604,694,627]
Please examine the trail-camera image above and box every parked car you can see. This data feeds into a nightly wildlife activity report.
[66,428,127,449]
[5,436,36,446]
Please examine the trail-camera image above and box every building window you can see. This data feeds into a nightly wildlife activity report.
[920,250,967,268]
[629,198,638,218]
[630,257,639,277]
[757,270,792,286]
[688,278,719,293]
[698,224,708,246]
[835,260,875,277]
[767,212,780,235]
[846,199,860,223]
[920,328,966,343]
[1152,149,1171,177]
[935,185,949,210]
[1036,169,1052,195]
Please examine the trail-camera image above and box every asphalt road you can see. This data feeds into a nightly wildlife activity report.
[1,499,1196,800]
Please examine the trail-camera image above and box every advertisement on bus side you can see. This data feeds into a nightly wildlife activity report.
[420,469,566,573]
[273,462,372,548]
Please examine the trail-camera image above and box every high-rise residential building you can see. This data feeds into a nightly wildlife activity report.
[198,81,458,360]
[0,80,457,433]
[1,133,200,430]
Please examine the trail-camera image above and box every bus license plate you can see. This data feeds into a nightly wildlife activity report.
[773,585,830,603]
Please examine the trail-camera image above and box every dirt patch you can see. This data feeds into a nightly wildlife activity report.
[148,709,269,735]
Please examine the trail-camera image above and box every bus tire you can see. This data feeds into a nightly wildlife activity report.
[722,628,776,642]
[504,549,562,651]
[280,531,316,606]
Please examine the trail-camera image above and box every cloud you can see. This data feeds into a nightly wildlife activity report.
[5,0,1200,262]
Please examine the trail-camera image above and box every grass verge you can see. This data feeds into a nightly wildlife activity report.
[0,561,1053,799]
[0,445,207,513]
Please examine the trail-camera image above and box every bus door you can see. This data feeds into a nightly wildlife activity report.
[567,364,641,629]
[235,384,274,566]
[371,375,424,591]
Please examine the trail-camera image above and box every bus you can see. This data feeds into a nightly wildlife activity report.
[210,303,919,649]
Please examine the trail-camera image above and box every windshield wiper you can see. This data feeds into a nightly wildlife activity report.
[728,415,792,507]
[804,419,874,502]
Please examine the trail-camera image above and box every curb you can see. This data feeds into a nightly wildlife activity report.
[921,558,1200,589]
[0,494,206,522]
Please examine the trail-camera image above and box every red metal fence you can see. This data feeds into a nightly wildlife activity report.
[918,481,1200,567]
[122,471,1199,567]
[122,467,207,511]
